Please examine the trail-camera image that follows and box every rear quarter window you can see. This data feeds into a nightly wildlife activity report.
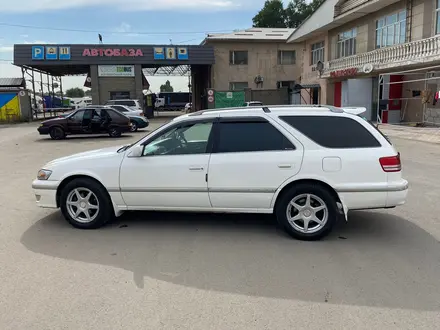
[280,115,381,148]
[107,109,129,121]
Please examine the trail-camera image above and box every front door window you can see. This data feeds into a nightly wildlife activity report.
[143,122,213,156]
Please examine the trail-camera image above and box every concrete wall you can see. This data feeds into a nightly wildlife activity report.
[300,33,330,104]
[90,64,143,105]
[208,41,302,91]
[245,88,290,105]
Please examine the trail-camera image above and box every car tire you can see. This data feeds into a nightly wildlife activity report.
[49,126,66,140]
[108,126,122,138]
[60,178,114,229]
[130,121,138,132]
[275,183,339,241]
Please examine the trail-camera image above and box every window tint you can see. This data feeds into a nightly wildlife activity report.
[69,110,85,121]
[280,116,381,148]
[112,105,128,112]
[216,121,295,153]
[143,122,213,156]
[107,109,128,120]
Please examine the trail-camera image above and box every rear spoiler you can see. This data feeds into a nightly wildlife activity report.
[341,107,367,116]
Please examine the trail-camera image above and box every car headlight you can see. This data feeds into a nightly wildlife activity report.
[37,169,52,180]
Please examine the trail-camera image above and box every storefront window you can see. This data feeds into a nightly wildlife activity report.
[336,28,357,58]
[376,10,406,48]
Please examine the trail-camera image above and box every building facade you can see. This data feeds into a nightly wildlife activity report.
[204,28,302,104]
[289,0,440,124]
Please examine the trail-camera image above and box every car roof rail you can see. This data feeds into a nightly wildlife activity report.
[188,104,343,116]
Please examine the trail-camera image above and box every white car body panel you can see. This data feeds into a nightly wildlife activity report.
[32,105,408,220]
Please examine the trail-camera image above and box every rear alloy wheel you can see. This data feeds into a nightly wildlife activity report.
[130,121,138,132]
[276,184,338,241]
[49,127,66,140]
[109,127,121,137]
[60,178,114,229]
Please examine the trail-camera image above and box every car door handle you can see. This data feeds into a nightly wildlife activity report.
[278,164,292,169]
[189,166,204,171]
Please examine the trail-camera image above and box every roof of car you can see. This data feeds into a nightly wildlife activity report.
[180,105,344,119]
[106,99,138,102]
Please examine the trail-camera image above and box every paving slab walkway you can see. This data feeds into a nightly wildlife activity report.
[379,124,440,145]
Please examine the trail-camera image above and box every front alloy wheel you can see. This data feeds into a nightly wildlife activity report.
[66,188,100,223]
[60,178,114,229]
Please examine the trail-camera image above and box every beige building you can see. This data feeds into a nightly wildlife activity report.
[204,28,302,103]
[288,0,440,124]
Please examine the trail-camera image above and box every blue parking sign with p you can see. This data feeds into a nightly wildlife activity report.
[32,46,44,60]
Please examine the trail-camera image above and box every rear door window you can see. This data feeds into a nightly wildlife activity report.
[215,118,295,153]
[280,115,381,148]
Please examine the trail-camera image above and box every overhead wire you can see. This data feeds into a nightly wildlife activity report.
[0,22,234,35]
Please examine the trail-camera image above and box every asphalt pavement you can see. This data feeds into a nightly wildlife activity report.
[0,122,439,329]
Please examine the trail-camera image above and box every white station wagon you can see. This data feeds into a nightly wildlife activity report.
[32,105,408,240]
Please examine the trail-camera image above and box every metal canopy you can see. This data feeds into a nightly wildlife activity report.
[143,65,190,76]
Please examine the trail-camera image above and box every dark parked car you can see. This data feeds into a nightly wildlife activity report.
[38,107,132,140]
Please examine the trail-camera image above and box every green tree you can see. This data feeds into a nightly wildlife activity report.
[65,87,85,98]
[84,89,92,97]
[160,80,174,92]
[252,0,286,28]
[285,0,309,28]
[252,0,325,29]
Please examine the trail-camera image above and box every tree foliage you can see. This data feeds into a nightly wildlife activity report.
[253,0,325,29]
[252,0,286,28]
[65,87,85,98]
[160,80,174,93]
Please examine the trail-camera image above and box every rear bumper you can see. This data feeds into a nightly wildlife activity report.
[386,180,409,207]
[336,179,408,210]
[120,125,132,133]
[32,180,59,208]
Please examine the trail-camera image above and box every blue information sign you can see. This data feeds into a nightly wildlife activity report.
[32,46,44,60]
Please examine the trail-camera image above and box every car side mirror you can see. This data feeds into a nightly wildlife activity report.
[127,145,143,158]
[127,144,144,158]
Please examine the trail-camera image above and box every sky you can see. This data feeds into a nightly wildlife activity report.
[0,0,272,93]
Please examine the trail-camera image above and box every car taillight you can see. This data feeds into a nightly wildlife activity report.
[379,153,401,172]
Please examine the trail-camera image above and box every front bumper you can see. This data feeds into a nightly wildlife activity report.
[32,180,59,208]
[136,120,149,129]
[37,126,50,135]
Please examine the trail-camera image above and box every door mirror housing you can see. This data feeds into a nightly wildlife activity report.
[127,144,143,158]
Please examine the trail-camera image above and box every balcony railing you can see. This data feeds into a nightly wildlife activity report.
[323,35,440,76]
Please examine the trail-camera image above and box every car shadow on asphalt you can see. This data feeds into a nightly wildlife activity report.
[20,210,440,311]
